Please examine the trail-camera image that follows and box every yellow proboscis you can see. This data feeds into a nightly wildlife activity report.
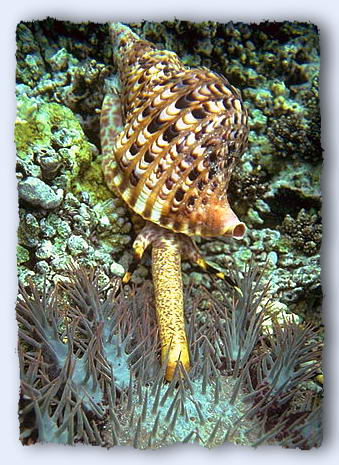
[122,271,132,284]
[152,237,190,381]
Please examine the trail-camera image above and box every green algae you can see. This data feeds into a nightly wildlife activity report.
[15,96,115,207]
[17,244,30,264]
[15,99,92,178]
[72,157,114,204]
[14,118,42,157]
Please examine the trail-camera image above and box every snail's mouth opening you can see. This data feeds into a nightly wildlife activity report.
[232,222,246,239]
[222,221,246,239]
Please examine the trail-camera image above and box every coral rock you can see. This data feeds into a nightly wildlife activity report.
[18,176,63,209]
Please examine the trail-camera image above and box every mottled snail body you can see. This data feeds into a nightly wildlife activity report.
[101,23,249,380]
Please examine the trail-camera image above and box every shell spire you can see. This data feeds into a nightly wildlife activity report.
[102,22,249,238]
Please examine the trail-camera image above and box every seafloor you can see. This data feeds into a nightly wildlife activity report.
[15,20,322,449]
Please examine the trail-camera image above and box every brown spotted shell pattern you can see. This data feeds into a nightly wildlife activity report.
[102,24,249,238]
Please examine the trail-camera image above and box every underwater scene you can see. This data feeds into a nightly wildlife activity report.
[15,19,322,449]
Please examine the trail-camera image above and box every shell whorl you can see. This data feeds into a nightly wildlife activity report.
[102,23,249,237]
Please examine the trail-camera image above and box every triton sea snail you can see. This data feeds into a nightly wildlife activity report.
[101,22,249,381]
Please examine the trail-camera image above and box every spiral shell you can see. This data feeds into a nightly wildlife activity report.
[102,24,249,238]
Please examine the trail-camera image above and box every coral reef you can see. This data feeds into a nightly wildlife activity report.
[17,191,131,290]
[15,19,322,448]
[267,113,321,165]
[16,82,131,289]
[15,19,322,309]
[17,265,322,448]
[279,208,322,256]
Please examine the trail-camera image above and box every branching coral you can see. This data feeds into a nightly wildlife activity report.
[267,113,321,165]
[266,65,321,166]
[17,264,322,448]
[279,208,322,255]
[228,166,269,217]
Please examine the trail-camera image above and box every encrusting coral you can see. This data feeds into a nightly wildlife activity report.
[17,264,322,448]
